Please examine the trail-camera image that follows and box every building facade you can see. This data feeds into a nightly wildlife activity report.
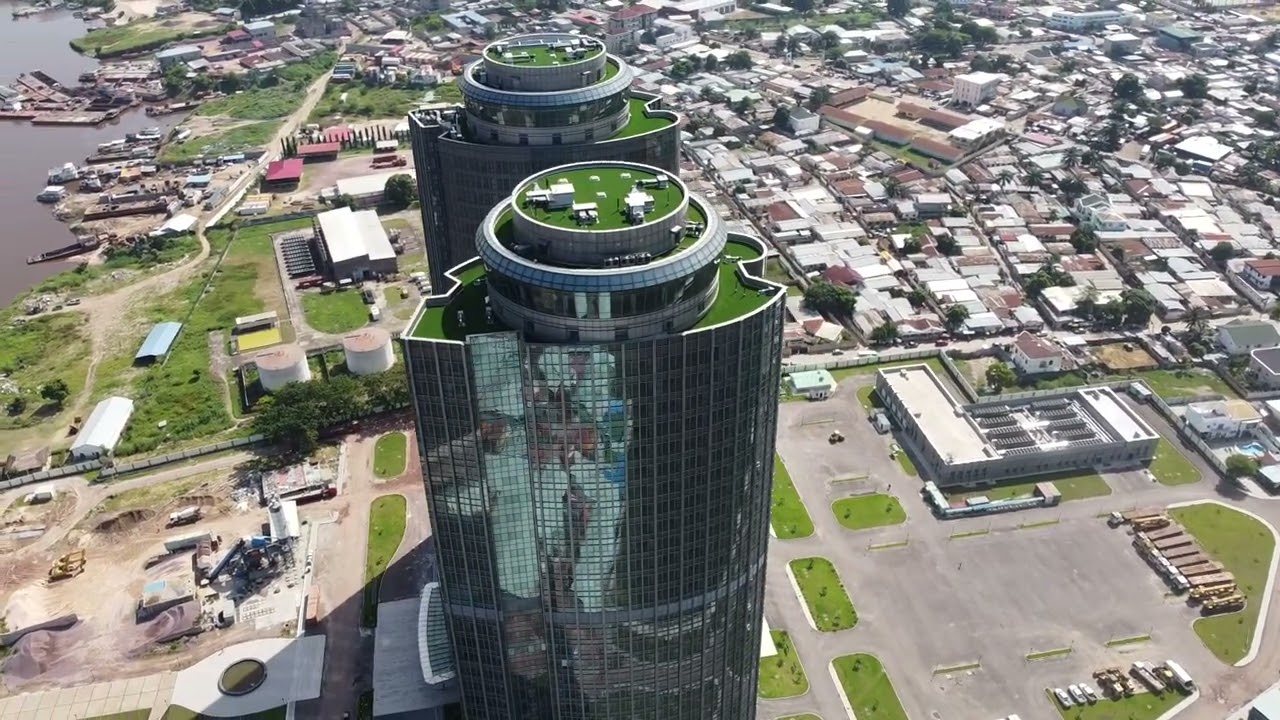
[952,71,1002,107]
[409,33,681,290]
[403,162,785,720]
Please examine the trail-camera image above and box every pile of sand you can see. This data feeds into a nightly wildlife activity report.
[95,509,155,533]
[2,623,87,686]
[132,601,202,652]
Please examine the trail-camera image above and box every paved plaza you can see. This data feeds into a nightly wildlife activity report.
[759,372,1280,720]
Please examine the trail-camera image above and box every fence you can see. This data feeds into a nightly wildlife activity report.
[781,348,945,375]
[0,434,267,492]
[1147,393,1229,479]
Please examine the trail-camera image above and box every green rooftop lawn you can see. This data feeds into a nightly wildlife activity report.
[517,166,685,231]
[409,237,774,340]
[487,39,604,66]
[612,96,677,139]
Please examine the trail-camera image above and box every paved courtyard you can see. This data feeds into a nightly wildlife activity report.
[760,373,1280,720]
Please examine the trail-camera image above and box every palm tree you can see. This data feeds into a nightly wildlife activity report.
[1062,146,1081,170]
[997,168,1014,187]
[1184,306,1211,341]
[883,176,903,198]
[1026,167,1045,188]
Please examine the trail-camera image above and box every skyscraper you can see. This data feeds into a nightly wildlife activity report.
[403,161,785,720]
[408,33,681,290]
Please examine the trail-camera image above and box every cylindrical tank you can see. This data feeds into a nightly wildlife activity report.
[342,327,395,375]
[255,344,311,391]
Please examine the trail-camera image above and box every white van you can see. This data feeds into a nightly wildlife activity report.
[369,306,382,321]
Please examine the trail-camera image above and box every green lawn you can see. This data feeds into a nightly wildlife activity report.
[364,494,408,627]
[830,356,945,382]
[1050,690,1185,720]
[1170,503,1276,664]
[1129,368,1235,399]
[613,96,677,139]
[70,21,226,58]
[945,472,1110,504]
[158,121,281,163]
[789,557,857,632]
[85,711,151,720]
[694,238,773,329]
[373,432,408,478]
[831,654,908,720]
[776,716,823,720]
[833,494,906,531]
[487,41,604,65]
[759,630,809,699]
[772,454,814,539]
[856,385,881,410]
[520,166,681,230]
[0,313,91,432]
[197,87,309,121]
[310,84,429,122]
[162,706,285,720]
[894,450,917,477]
[1148,439,1202,486]
[301,290,370,334]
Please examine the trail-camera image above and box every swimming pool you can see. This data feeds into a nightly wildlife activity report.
[1237,442,1267,458]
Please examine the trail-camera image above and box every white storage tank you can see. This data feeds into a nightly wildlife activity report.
[343,327,395,375]
[256,344,311,391]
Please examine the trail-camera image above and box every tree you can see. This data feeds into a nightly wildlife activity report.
[1113,73,1143,101]
[1209,241,1236,267]
[1226,454,1260,479]
[882,176,903,199]
[985,362,1017,392]
[163,65,189,97]
[997,168,1014,187]
[1184,306,1211,342]
[331,193,357,209]
[1062,146,1082,169]
[935,235,959,256]
[40,379,70,408]
[639,30,657,45]
[887,0,909,17]
[807,86,831,111]
[905,288,928,308]
[902,237,923,254]
[1070,227,1097,253]
[703,54,719,72]
[1177,73,1209,100]
[383,174,416,210]
[944,304,970,330]
[1120,287,1155,327]
[802,281,857,316]
[726,50,753,70]
[772,105,791,129]
[870,322,899,346]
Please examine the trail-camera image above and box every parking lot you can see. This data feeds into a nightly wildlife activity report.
[765,372,1232,720]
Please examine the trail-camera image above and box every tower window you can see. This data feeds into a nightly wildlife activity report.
[519,134,529,145]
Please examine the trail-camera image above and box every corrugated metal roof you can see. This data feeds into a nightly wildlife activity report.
[71,396,134,458]
[135,321,183,361]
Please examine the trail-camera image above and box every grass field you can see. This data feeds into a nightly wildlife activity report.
[158,121,281,164]
[310,84,429,121]
[944,472,1110,504]
[772,454,814,539]
[1148,439,1202,486]
[833,493,906,531]
[85,710,151,720]
[1129,368,1235,399]
[789,557,857,632]
[776,716,823,720]
[373,432,408,478]
[236,327,283,352]
[105,218,312,455]
[197,87,309,121]
[831,654,908,720]
[70,21,224,58]
[614,96,676,138]
[856,385,881,410]
[1049,689,1184,720]
[759,630,809,699]
[98,474,210,514]
[0,313,92,431]
[363,494,408,627]
[301,291,369,334]
[1170,503,1276,664]
[894,450,917,477]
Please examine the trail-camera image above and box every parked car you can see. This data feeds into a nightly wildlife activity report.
[1053,688,1073,708]
[1080,683,1099,703]
[1068,685,1087,705]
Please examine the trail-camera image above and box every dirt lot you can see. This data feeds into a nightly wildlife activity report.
[0,467,277,694]
[845,97,950,141]
[1093,342,1159,371]
[293,146,417,197]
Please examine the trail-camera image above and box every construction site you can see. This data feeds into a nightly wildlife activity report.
[1115,508,1246,616]
[0,456,337,694]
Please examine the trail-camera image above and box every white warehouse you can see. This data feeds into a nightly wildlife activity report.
[71,396,135,459]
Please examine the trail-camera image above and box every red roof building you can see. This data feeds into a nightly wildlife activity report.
[295,141,342,159]
[264,158,304,184]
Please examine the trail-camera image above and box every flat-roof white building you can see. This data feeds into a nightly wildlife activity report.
[71,396,135,459]
[953,71,1003,107]
[875,365,1158,487]
[314,207,399,281]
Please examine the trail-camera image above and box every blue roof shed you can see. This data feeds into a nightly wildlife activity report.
[135,322,183,364]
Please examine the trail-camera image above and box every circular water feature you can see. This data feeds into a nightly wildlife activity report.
[218,658,267,696]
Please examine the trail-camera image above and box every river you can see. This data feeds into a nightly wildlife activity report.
[0,4,179,306]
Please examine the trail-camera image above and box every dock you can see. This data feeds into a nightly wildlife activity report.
[27,236,102,265]
[81,199,171,221]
